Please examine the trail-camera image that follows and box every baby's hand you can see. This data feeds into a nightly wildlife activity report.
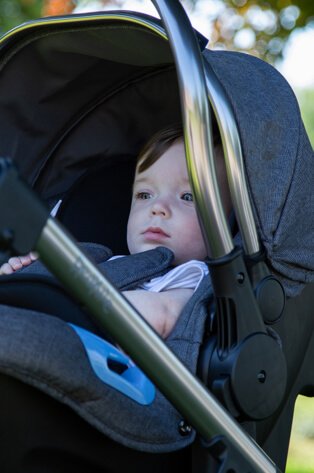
[0,252,38,275]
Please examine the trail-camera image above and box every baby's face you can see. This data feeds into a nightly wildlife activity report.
[127,140,207,265]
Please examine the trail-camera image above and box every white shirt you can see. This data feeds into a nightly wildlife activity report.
[110,256,209,293]
[51,200,209,291]
[140,259,208,292]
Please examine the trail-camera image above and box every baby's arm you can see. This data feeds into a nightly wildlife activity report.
[123,288,193,338]
[0,252,38,275]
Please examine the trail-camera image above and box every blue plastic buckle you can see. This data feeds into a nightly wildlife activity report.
[69,324,155,405]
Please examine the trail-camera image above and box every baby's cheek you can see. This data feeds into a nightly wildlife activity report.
[126,221,134,253]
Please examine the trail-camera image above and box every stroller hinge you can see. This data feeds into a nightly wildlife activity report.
[199,247,287,422]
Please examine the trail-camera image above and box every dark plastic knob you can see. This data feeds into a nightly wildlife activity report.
[230,333,287,419]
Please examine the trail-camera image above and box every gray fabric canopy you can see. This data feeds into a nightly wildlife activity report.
[203,49,314,297]
[0,14,313,470]
[0,13,313,297]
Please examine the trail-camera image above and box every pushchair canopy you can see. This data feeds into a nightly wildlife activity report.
[0,2,313,472]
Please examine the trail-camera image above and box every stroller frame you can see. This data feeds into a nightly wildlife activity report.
[0,1,313,471]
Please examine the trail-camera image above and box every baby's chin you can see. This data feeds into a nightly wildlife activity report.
[172,252,208,266]
[130,242,176,259]
[129,242,207,266]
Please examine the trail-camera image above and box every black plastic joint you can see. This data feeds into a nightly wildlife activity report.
[0,158,50,260]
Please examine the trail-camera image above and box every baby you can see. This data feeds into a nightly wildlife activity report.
[0,125,231,338]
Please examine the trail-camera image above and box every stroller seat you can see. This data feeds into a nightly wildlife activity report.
[57,157,135,253]
[0,4,313,473]
[0,159,135,331]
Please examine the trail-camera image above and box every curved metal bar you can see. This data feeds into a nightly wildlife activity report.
[0,8,258,256]
[151,0,260,257]
[37,218,276,473]
[203,62,260,255]
[151,0,234,259]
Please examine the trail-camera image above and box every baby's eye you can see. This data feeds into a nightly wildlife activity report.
[181,192,193,202]
[135,191,152,200]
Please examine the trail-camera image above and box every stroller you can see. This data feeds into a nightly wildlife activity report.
[0,1,313,471]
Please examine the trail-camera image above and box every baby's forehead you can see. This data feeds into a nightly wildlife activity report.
[133,157,190,189]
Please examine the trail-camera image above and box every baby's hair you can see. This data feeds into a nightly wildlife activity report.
[136,124,183,174]
[137,120,220,174]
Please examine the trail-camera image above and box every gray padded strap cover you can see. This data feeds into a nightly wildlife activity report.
[0,245,212,452]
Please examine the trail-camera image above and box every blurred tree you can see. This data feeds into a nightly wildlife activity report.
[42,0,75,16]
[0,0,75,34]
[297,88,314,145]
[75,0,314,63]
[0,0,314,62]
[189,0,314,63]
[0,0,42,33]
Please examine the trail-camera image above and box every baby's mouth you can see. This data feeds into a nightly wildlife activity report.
[142,227,170,239]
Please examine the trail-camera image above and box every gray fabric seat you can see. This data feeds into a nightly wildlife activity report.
[0,10,313,473]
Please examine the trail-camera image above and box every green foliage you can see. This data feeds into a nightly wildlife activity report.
[1,0,314,63]
[286,396,314,473]
[287,466,314,473]
[188,0,314,63]
[297,88,314,147]
[0,0,43,34]
[78,0,313,63]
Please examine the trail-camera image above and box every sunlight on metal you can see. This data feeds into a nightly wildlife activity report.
[37,217,276,473]
[152,0,234,259]
[203,62,260,256]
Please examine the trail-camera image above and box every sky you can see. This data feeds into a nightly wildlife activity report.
[75,0,314,90]
[277,28,314,89]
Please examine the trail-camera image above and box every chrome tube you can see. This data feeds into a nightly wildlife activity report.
[151,0,260,257]
[152,0,234,259]
[0,8,259,256]
[36,218,276,473]
[203,62,260,255]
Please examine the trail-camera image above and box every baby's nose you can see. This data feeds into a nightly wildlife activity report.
[152,208,166,216]
[151,200,169,217]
